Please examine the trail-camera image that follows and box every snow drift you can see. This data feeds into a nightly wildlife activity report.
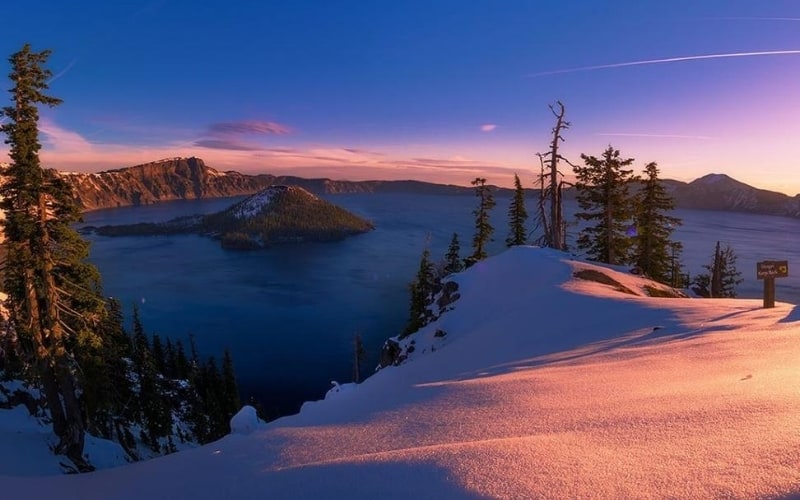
[2,246,799,498]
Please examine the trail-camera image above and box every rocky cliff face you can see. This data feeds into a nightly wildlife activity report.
[60,157,276,211]
[59,157,480,211]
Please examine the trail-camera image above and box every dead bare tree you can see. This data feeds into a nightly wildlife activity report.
[534,101,574,250]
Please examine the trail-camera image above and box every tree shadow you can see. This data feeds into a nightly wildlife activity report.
[779,305,800,323]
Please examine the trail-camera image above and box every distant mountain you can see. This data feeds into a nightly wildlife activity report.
[60,157,478,211]
[90,185,374,249]
[666,174,800,217]
[61,157,800,218]
[563,174,800,218]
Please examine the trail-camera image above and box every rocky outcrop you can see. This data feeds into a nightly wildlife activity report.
[59,157,276,211]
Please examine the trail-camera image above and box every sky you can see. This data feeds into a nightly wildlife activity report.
[2,0,800,194]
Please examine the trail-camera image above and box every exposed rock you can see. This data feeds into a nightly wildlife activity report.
[379,338,405,368]
[59,157,276,211]
[436,281,460,314]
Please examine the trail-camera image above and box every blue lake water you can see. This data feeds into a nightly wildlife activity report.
[80,194,800,416]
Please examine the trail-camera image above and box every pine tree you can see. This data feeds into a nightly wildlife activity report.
[667,241,686,288]
[631,162,682,283]
[352,334,367,383]
[151,333,166,373]
[692,241,743,298]
[466,177,495,266]
[0,43,103,471]
[443,233,462,275]
[505,173,528,247]
[221,349,241,418]
[574,145,637,265]
[403,247,437,337]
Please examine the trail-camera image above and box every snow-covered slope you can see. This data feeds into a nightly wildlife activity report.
[3,247,800,498]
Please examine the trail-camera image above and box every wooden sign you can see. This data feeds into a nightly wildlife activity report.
[757,260,788,280]
[757,260,788,308]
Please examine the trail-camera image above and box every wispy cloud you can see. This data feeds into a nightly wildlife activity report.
[480,124,497,132]
[528,50,800,77]
[195,119,293,151]
[39,118,93,152]
[596,132,717,140]
[194,139,265,151]
[207,120,292,136]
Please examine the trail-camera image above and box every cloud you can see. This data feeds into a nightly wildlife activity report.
[595,132,716,140]
[194,139,265,151]
[39,119,93,152]
[480,124,497,132]
[208,120,292,136]
[528,49,800,77]
[1,118,524,188]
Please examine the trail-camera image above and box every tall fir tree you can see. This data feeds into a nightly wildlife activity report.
[403,247,437,337]
[221,348,241,417]
[351,334,367,383]
[574,145,637,265]
[443,233,463,275]
[466,177,495,266]
[631,162,682,283]
[505,173,528,247]
[0,43,105,471]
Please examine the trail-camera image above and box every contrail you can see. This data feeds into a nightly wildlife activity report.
[714,17,800,22]
[528,50,800,77]
[596,133,716,140]
[48,58,78,84]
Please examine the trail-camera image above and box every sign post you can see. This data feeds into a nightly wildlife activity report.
[756,260,788,308]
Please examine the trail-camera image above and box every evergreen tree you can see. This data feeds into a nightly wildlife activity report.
[505,173,528,247]
[466,177,495,266]
[221,349,241,417]
[164,338,177,379]
[82,298,135,441]
[574,145,637,265]
[631,162,682,283]
[173,339,190,380]
[443,233,462,275]
[151,333,166,373]
[352,334,367,383]
[718,244,743,297]
[667,241,686,288]
[692,241,743,298]
[403,247,437,337]
[0,43,103,471]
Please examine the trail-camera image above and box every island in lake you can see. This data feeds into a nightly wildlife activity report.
[86,185,375,249]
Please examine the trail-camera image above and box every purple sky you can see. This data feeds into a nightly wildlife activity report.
[3,1,800,194]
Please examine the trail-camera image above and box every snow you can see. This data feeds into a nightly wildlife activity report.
[2,246,800,498]
[230,188,279,219]
[229,406,262,435]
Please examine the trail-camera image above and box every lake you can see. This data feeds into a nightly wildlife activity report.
[80,193,800,417]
